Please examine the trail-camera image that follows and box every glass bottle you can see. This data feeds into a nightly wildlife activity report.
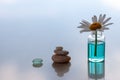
[88,31,105,62]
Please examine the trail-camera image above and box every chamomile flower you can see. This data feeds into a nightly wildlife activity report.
[78,14,113,33]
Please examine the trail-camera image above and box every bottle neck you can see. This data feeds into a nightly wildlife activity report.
[88,31,105,42]
[91,31,103,38]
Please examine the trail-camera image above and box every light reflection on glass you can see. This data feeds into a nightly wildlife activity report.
[52,62,71,77]
[88,61,105,80]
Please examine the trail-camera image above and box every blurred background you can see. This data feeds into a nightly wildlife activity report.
[0,0,120,80]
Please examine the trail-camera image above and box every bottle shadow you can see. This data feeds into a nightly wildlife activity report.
[88,61,105,80]
[52,62,71,77]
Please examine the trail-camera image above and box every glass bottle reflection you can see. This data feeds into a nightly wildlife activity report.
[52,62,71,77]
[88,61,105,80]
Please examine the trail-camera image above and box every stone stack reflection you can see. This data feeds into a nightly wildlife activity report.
[52,62,71,77]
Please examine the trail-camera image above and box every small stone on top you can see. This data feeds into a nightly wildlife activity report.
[56,46,63,51]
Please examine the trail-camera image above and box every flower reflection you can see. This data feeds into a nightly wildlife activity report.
[88,61,105,80]
[52,62,71,77]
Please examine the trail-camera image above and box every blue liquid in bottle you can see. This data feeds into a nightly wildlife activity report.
[88,41,105,62]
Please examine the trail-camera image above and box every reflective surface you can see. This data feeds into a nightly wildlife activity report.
[0,0,120,80]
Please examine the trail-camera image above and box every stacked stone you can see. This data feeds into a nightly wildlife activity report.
[52,46,71,63]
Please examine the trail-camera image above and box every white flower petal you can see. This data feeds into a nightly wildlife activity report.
[77,25,89,29]
[80,22,89,27]
[80,21,90,27]
[80,29,90,33]
[100,27,109,31]
[103,17,111,25]
[103,27,109,30]
[102,23,113,27]
[92,15,97,22]
[101,14,106,23]
[77,26,83,28]
[77,25,86,28]
[98,14,102,23]
[82,20,91,26]
[98,29,104,32]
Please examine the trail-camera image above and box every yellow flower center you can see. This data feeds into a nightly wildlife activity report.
[89,22,102,30]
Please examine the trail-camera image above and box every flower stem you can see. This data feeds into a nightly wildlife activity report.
[94,30,97,56]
